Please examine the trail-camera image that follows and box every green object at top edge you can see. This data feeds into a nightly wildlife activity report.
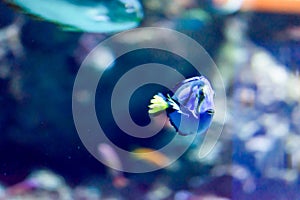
[6,0,144,33]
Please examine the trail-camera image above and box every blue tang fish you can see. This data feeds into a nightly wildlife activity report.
[148,76,215,136]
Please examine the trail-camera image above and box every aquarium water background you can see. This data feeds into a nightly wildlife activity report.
[0,0,300,199]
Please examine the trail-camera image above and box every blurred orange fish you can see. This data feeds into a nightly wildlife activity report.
[132,148,171,167]
[214,0,300,14]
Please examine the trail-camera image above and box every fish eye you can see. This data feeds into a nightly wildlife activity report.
[207,109,215,115]
[199,89,204,96]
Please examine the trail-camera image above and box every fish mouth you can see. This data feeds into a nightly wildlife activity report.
[207,109,215,115]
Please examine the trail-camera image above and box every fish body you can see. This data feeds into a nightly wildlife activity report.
[148,76,215,136]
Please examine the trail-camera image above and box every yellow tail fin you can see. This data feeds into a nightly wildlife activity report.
[148,94,169,114]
